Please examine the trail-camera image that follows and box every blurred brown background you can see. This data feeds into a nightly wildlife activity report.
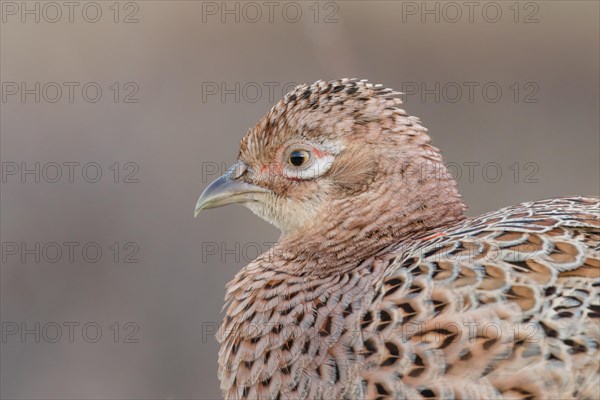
[1,1,598,399]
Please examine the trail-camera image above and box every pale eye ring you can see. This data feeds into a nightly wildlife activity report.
[288,149,311,167]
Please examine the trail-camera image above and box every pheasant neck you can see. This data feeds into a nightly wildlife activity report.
[278,160,467,276]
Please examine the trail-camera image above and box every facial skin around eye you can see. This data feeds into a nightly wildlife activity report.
[281,144,335,181]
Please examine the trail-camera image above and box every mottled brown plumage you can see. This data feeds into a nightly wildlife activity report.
[195,79,600,399]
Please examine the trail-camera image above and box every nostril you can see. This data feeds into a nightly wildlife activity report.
[230,162,248,180]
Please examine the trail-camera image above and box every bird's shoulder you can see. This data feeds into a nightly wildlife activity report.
[379,196,599,295]
[359,196,599,399]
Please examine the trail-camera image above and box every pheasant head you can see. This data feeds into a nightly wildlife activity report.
[195,79,466,267]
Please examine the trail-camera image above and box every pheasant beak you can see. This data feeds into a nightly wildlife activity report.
[194,163,269,217]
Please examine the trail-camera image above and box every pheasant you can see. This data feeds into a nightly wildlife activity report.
[194,79,600,400]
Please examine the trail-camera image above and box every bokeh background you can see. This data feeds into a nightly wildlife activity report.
[1,1,598,399]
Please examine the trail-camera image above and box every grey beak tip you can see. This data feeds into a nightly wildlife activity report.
[193,167,269,218]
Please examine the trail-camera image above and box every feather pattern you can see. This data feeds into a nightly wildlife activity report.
[199,79,600,399]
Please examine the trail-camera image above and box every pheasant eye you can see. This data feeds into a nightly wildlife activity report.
[288,150,310,167]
